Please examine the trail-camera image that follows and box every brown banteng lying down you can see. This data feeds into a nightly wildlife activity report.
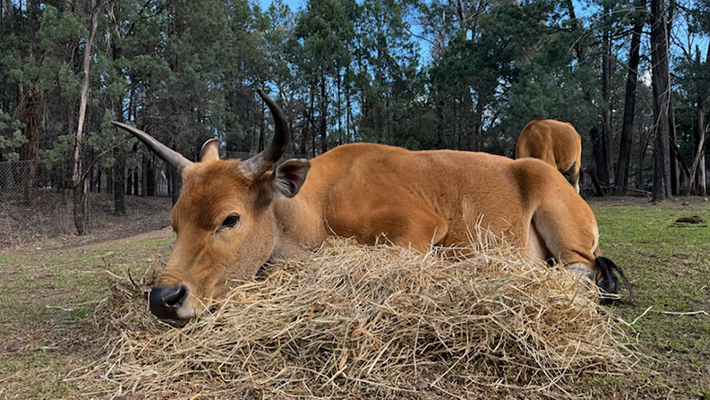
[112,91,624,323]
[516,119,583,193]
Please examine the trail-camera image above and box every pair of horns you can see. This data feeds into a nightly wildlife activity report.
[111,89,289,179]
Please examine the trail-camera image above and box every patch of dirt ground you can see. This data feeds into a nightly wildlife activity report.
[0,188,172,253]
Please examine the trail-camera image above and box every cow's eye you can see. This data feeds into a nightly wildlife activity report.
[220,214,240,230]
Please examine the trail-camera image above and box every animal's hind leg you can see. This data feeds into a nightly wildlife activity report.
[560,162,581,194]
[569,161,581,193]
[531,196,599,284]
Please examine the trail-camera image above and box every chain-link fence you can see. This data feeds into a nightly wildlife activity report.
[0,158,173,205]
[0,152,308,206]
[0,160,52,204]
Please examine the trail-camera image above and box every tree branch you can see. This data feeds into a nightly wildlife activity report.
[78,138,131,184]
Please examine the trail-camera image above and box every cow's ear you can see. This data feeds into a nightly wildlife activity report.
[274,159,310,198]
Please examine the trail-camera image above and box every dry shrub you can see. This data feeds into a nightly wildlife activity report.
[73,237,635,399]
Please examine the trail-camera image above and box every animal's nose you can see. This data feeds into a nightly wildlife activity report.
[149,285,188,320]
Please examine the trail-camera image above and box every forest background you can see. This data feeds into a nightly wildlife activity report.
[0,0,709,234]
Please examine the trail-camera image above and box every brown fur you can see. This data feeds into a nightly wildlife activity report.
[515,119,583,193]
[162,143,604,319]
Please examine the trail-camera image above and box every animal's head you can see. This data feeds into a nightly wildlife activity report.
[113,90,310,323]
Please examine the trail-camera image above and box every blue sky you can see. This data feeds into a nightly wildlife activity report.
[256,0,708,64]
[258,0,305,11]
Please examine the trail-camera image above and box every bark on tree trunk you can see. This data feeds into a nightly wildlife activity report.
[669,99,680,194]
[650,0,671,202]
[667,0,680,195]
[600,4,613,187]
[147,155,155,196]
[299,109,308,155]
[685,45,709,195]
[258,96,265,152]
[435,93,448,148]
[170,167,180,205]
[699,45,710,195]
[141,152,147,197]
[473,94,484,152]
[22,87,40,188]
[72,0,100,235]
[111,3,126,216]
[615,0,645,194]
[564,0,584,60]
[590,126,607,195]
[320,75,328,155]
[113,147,126,215]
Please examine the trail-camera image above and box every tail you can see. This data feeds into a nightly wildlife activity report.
[595,257,633,304]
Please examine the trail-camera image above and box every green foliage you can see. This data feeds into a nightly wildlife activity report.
[0,0,707,194]
[0,113,26,161]
[39,135,74,169]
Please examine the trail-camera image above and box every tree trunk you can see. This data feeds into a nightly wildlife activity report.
[590,126,607,194]
[170,167,180,205]
[22,86,40,188]
[451,95,461,150]
[685,44,709,196]
[71,0,100,235]
[564,0,584,60]
[435,93,448,148]
[133,168,139,195]
[111,4,126,216]
[320,74,328,155]
[126,168,132,195]
[669,95,680,194]
[600,3,612,187]
[310,80,317,157]
[667,0,679,195]
[615,0,645,194]
[299,108,308,155]
[346,67,352,144]
[258,96,265,152]
[698,45,710,195]
[146,155,155,196]
[650,0,671,202]
[473,94,484,152]
[141,152,148,197]
[113,147,126,215]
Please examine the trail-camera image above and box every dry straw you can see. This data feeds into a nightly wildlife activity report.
[72,235,635,399]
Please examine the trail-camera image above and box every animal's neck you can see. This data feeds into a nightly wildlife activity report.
[271,182,329,260]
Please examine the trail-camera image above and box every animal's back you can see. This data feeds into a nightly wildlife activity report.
[284,141,613,297]
[307,143,562,248]
[516,119,581,172]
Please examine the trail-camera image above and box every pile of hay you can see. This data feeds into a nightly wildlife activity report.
[73,238,634,399]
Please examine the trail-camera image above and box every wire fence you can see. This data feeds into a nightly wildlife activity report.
[0,160,49,204]
[0,152,309,206]
[0,159,173,206]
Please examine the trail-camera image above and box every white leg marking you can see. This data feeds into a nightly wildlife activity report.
[528,223,547,260]
[567,262,595,288]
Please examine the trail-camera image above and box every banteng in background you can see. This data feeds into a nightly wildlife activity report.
[516,119,583,193]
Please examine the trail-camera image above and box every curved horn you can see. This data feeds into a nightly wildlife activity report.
[238,89,290,178]
[111,121,193,172]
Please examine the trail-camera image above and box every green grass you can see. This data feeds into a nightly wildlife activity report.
[1,200,710,398]
[0,235,173,399]
[590,197,710,397]
[0,237,173,329]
